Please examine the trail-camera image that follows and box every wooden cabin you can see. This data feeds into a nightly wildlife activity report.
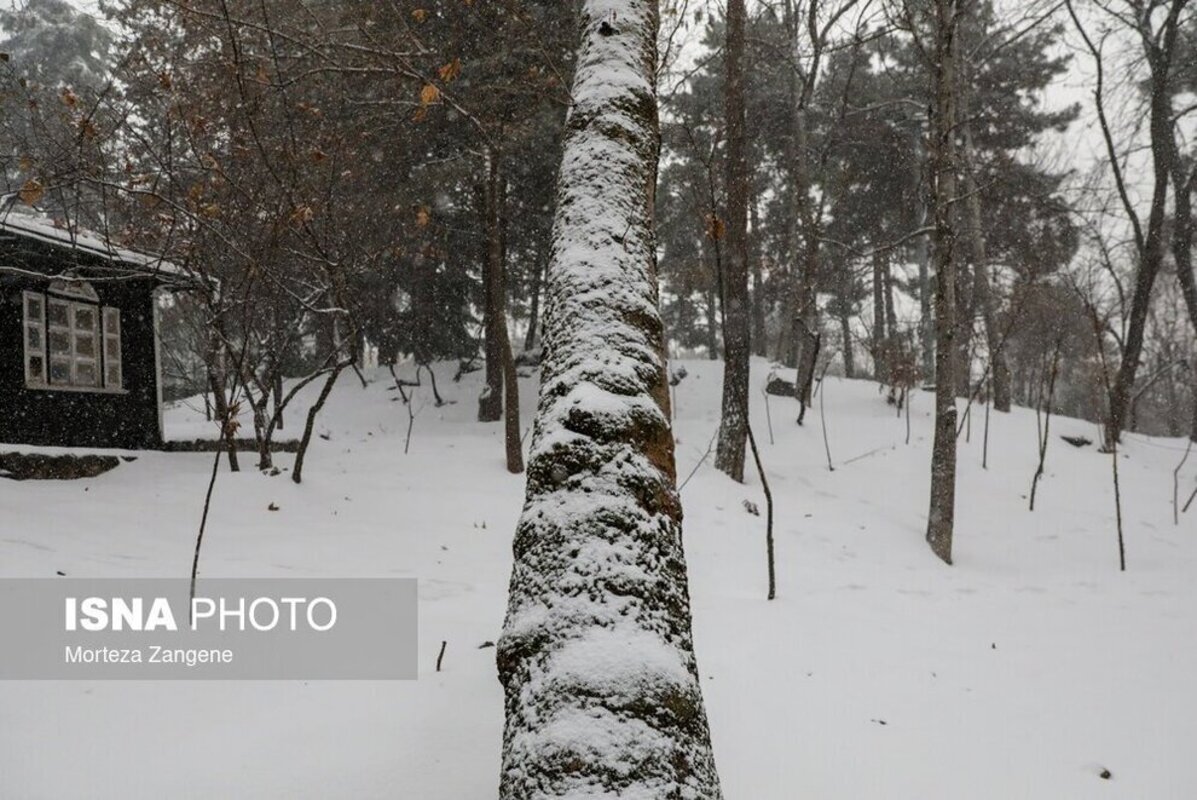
[0,211,192,450]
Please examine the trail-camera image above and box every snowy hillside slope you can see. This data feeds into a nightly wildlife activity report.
[1,358,1194,799]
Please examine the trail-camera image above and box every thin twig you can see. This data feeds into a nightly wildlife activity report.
[189,412,233,623]
[679,427,720,491]
[1174,438,1192,526]
[763,385,775,446]
[746,422,775,601]
[819,375,834,472]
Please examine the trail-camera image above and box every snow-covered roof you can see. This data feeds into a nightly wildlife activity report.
[0,207,189,281]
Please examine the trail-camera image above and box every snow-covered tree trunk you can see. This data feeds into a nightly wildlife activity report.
[495,2,723,797]
[926,0,961,566]
[716,0,750,482]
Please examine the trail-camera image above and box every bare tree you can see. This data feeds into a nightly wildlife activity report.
[779,0,866,391]
[1066,0,1190,448]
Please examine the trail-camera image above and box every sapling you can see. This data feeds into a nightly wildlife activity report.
[190,401,240,622]
[1029,340,1062,512]
[1174,438,1192,526]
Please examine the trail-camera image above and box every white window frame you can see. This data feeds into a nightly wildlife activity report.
[102,306,122,390]
[68,303,101,389]
[22,291,47,385]
[23,282,127,394]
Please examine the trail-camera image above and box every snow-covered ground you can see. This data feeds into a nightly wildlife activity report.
[1,359,1194,799]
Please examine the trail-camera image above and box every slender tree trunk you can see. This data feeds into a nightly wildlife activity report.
[1191,356,1197,441]
[205,320,239,472]
[1168,162,1196,439]
[750,197,767,357]
[925,0,960,566]
[949,171,974,399]
[496,4,723,796]
[960,86,1010,410]
[502,333,523,474]
[252,392,272,471]
[487,150,524,466]
[523,258,547,353]
[291,365,343,485]
[953,229,974,398]
[885,257,898,342]
[1029,342,1062,511]
[716,0,751,483]
[706,284,720,359]
[794,235,820,406]
[777,1,801,371]
[840,308,855,379]
[479,149,506,423]
[911,125,935,381]
[872,249,887,381]
[272,371,285,430]
[784,0,819,394]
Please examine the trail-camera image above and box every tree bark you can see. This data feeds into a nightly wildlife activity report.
[926,0,960,566]
[272,371,285,431]
[496,3,723,797]
[291,365,343,485]
[1167,163,1197,441]
[954,248,974,398]
[784,0,820,395]
[840,307,855,379]
[716,0,751,483]
[479,148,506,423]
[205,318,239,473]
[750,197,768,358]
[884,254,898,343]
[959,85,1010,410]
[523,257,547,352]
[706,283,720,359]
[872,249,887,381]
[502,331,524,474]
[911,125,935,381]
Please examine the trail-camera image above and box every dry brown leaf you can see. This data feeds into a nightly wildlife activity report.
[19,178,44,206]
[438,58,462,82]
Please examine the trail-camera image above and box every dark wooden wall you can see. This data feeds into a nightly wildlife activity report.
[0,242,164,450]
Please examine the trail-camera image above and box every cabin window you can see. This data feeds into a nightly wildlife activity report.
[23,282,123,392]
[103,307,122,389]
[22,291,46,384]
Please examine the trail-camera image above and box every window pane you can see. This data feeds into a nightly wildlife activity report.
[106,336,120,361]
[27,326,43,350]
[28,356,44,382]
[104,307,120,334]
[49,359,70,383]
[48,301,69,326]
[25,295,43,319]
[106,364,121,389]
[75,334,96,357]
[75,362,98,387]
[49,330,71,355]
[74,306,95,331]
